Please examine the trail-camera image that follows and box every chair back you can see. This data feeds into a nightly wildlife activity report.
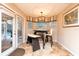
[49,29,53,35]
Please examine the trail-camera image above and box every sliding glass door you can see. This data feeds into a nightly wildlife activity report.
[1,13,13,52]
[0,7,15,54]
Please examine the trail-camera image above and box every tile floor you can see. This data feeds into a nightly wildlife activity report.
[19,42,72,56]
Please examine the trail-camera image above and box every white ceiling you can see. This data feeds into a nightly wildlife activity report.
[14,3,72,17]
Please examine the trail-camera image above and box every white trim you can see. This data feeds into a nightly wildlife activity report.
[15,15,18,47]
[13,14,16,48]
[25,21,28,42]
[22,17,26,43]
[0,47,17,56]
[0,3,25,18]
[57,41,79,56]
[63,5,79,27]
[64,6,79,15]
[78,6,79,24]
[0,5,16,55]
[0,8,1,53]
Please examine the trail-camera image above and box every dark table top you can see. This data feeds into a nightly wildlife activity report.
[34,29,48,34]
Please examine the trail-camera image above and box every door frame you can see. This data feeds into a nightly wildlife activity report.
[0,6,16,56]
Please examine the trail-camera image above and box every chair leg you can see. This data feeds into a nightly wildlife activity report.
[42,35,45,49]
[43,33,47,49]
[50,36,53,47]
[43,41,45,49]
[46,36,48,42]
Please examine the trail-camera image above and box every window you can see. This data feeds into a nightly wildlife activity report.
[28,22,32,29]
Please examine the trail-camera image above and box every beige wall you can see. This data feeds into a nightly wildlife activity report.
[57,4,79,55]
[5,3,26,17]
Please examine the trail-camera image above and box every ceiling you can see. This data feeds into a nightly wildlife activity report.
[14,3,72,17]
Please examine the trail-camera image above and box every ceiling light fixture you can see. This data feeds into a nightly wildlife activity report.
[27,11,56,22]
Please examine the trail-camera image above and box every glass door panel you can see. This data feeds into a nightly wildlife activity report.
[1,13,13,52]
[16,16,23,46]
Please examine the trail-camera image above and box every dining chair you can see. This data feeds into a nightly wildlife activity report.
[43,29,53,48]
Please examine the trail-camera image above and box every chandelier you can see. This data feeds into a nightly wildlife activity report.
[27,12,56,22]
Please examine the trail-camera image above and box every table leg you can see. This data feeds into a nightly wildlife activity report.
[32,38,40,51]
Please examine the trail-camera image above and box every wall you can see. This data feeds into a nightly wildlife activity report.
[4,3,26,17]
[57,4,79,55]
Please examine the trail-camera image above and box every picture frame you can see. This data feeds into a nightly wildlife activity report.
[63,6,79,27]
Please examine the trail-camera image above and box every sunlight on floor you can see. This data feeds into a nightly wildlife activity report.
[19,42,72,56]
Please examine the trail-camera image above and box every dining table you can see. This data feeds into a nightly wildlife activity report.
[34,29,48,34]
[34,29,48,49]
[27,34,41,51]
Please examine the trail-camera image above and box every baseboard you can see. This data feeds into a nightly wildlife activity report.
[7,47,17,56]
[0,47,17,56]
[57,41,77,56]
